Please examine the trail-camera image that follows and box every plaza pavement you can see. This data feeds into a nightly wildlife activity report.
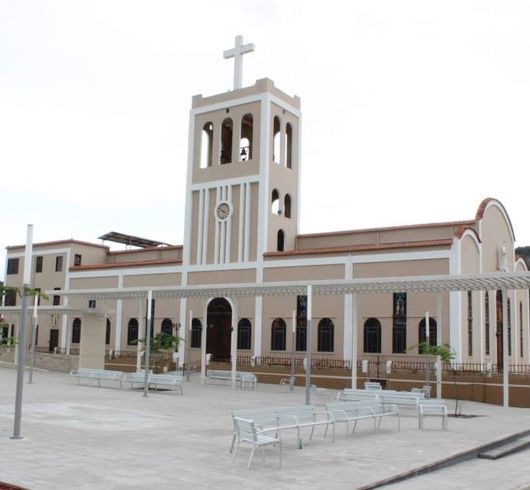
[0,364,529,490]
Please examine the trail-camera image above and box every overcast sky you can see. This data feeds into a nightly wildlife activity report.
[2,0,530,275]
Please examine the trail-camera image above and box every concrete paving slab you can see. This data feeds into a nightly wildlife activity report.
[0,366,529,490]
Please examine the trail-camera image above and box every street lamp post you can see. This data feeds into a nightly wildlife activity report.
[12,224,33,439]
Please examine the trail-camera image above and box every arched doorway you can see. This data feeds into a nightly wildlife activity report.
[207,298,232,361]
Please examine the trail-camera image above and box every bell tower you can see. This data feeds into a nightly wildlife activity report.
[182,36,301,270]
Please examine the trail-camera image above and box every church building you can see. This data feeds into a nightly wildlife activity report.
[3,37,529,371]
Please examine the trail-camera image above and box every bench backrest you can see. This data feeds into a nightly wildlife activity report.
[232,404,316,427]
[72,368,94,376]
[364,382,382,390]
[338,390,380,401]
[233,417,259,442]
[125,373,148,382]
[208,370,256,380]
[379,392,424,405]
[419,402,447,414]
[149,374,184,383]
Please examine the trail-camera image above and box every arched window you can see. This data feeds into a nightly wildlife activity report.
[191,318,202,348]
[418,317,437,353]
[277,229,285,252]
[271,318,286,351]
[239,113,253,161]
[127,318,139,346]
[105,318,111,345]
[284,194,291,219]
[273,116,281,164]
[220,118,233,164]
[161,318,173,336]
[200,122,213,168]
[237,318,252,350]
[318,318,334,352]
[71,318,81,344]
[285,123,293,168]
[363,318,381,353]
[271,189,280,215]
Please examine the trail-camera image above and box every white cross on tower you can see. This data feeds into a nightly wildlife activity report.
[223,35,255,90]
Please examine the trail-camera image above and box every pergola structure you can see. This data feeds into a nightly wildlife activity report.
[34,270,530,407]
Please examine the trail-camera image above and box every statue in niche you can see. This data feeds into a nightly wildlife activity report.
[498,241,509,272]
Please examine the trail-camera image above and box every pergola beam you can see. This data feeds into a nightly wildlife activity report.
[45,271,530,301]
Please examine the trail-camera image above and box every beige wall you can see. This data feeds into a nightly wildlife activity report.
[188,269,256,286]
[480,202,514,272]
[264,264,344,282]
[123,273,181,288]
[353,258,449,278]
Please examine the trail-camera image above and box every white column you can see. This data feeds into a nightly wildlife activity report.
[230,299,238,388]
[197,189,204,265]
[479,291,485,365]
[502,289,509,407]
[200,309,207,383]
[178,299,187,365]
[143,290,153,397]
[65,316,71,356]
[253,296,263,357]
[114,299,123,353]
[60,314,68,351]
[351,292,358,389]
[449,291,462,363]
[114,274,124,352]
[305,285,312,405]
[136,299,145,372]
[244,182,251,262]
[238,184,245,262]
[436,295,443,400]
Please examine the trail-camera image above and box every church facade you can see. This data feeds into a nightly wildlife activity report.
[3,44,529,369]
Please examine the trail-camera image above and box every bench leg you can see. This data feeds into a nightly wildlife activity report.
[232,439,240,463]
[247,446,256,469]
[230,433,237,454]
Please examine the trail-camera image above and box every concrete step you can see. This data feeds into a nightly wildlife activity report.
[478,437,530,460]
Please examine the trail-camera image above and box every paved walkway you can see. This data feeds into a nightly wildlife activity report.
[0,365,529,490]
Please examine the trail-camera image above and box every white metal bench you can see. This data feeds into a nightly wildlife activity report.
[207,370,257,389]
[378,391,425,410]
[337,389,381,402]
[123,372,184,394]
[69,368,94,385]
[418,401,448,430]
[232,417,282,469]
[364,381,383,390]
[148,374,184,394]
[231,404,334,451]
[326,400,400,436]
[69,369,125,389]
